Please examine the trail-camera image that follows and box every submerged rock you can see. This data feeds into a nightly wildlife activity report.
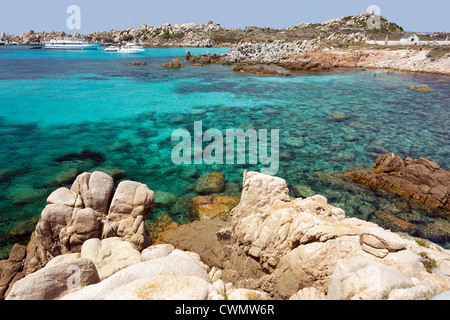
[154,190,177,208]
[329,113,346,121]
[371,211,419,235]
[408,84,432,92]
[35,171,154,255]
[162,58,183,69]
[8,184,46,206]
[190,196,239,221]
[0,244,27,299]
[60,249,210,300]
[195,171,226,195]
[418,220,450,244]
[55,149,106,164]
[232,66,291,76]
[145,213,178,241]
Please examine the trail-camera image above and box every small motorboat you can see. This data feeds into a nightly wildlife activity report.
[104,45,120,52]
[117,42,145,54]
[29,45,43,49]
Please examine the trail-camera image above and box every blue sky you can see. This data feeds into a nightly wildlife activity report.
[1,0,449,34]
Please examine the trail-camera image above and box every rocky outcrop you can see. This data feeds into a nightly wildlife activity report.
[36,171,154,256]
[3,169,450,300]
[0,171,154,298]
[221,40,315,64]
[162,58,183,68]
[0,232,49,299]
[0,244,26,299]
[162,170,450,300]
[4,236,264,300]
[81,237,142,280]
[345,153,450,212]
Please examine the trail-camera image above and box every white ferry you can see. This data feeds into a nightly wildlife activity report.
[44,39,100,50]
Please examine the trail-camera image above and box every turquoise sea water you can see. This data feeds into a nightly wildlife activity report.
[0,45,449,255]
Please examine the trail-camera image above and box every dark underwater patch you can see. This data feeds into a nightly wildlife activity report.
[55,149,106,164]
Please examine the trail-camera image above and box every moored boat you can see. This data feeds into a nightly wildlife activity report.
[104,45,120,52]
[44,39,100,50]
[117,42,145,54]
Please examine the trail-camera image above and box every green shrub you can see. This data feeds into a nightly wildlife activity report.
[122,34,134,41]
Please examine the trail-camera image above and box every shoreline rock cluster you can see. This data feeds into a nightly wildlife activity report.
[182,44,449,76]
[161,171,450,300]
[221,40,315,64]
[346,153,450,212]
[1,167,449,300]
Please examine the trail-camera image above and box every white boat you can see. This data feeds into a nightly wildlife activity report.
[104,45,120,52]
[117,42,145,54]
[44,39,100,50]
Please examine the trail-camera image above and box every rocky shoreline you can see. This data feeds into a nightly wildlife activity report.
[1,152,449,300]
[185,44,450,76]
[2,13,449,75]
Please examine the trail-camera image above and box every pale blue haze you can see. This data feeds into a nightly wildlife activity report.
[0,0,449,34]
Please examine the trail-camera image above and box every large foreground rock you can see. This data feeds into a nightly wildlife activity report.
[101,275,211,300]
[6,258,100,300]
[1,171,155,299]
[162,170,450,299]
[101,180,154,250]
[80,237,142,280]
[35,172,154,256]
[60,249,210,300]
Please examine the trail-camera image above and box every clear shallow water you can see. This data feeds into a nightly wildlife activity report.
[0,46,449,255]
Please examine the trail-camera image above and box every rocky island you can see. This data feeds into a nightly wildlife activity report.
[2,13,449,75]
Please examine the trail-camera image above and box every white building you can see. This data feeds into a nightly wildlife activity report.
[400,32,419,43]
[366,32,449,46]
